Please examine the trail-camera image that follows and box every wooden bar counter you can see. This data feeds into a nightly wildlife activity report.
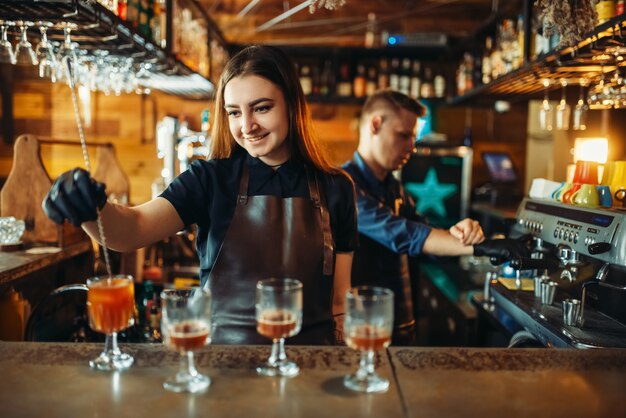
[1,342,625,418]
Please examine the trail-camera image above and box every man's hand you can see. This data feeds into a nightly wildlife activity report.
[473,238,531,264]
[449,218,484,246]
[42,168,107,227]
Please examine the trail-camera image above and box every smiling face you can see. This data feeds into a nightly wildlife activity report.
[224,75,290,166]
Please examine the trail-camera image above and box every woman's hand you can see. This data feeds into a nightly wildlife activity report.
[42,168,107,227]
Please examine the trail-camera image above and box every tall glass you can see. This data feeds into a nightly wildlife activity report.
[344,286,394,393]
[255,278,302,377]
[86,275,135,371]
[161,287,212,393]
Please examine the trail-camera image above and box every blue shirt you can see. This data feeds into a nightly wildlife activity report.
[161,146,358,282]
[342,152,432,256]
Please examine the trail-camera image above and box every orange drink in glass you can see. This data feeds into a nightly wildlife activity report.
[86,275,136,371]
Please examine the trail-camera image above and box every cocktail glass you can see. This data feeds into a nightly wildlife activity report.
[255,278,303,377]
[344,286,394,393]
[86,274,135,371]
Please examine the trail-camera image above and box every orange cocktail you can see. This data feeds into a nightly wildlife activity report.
[87,276,135,333]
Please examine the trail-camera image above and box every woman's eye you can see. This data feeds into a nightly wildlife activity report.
[227,110,240,117]
[254,105,271,113]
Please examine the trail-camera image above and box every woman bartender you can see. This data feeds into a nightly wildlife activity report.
[42,45,358,345]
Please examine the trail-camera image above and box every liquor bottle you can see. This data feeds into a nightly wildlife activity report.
[515,15,525,69]
[389,58,400,91]
[137,0,153,38]
[596,0,616,25]
[311,64,321,95]
[353,64,366,98]
[364,13,376,48]
[409,60,421,99]
[126,0,139,28]
[481,36,492,85]
[300,64,313,96]
[463,53,473,92]
[148,292,162,343]
[117,0,128,20]
[434,73,446,98]
[365,66,377,96]
[419,66,435,98]
[336,63,353,97]
[617,0,625,15]
[320,60,333,96]
[399,58,411,95]
[377,58,390,90]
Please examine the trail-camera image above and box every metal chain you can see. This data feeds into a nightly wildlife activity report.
[63,56,112,278]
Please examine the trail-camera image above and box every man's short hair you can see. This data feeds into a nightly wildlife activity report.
[361,89,427,123]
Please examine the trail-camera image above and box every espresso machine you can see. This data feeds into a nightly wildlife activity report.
[481,197,626,348]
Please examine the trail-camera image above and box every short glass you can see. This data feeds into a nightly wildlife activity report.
[161,287,212,393]
[86,275,135,371]
[255,278,303,377]
[344,286,394,393]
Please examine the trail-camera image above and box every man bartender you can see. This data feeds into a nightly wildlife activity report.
[343,89,529,345]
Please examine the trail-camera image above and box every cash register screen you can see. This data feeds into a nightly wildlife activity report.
[482,152,518,184]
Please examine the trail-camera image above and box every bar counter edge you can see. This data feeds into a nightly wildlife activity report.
[1,342,625,418]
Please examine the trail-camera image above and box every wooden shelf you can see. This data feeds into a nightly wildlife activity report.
[449,14,626,106]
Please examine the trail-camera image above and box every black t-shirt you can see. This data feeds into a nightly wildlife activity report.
[160,146,357,283]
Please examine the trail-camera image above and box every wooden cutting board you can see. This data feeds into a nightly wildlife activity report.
[0,134,57,244]
[92,145,130,204]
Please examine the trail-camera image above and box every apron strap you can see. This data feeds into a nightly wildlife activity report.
[237,163,249,205]
[306,166,334,276]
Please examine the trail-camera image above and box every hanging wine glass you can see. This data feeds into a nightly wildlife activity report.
[539,79,554,131]
[35,22,57,81]
[555,79,571,130]
[0,21,16,65]
[56,23,79,85]
[14,21,37,66]
[573,79,589,130]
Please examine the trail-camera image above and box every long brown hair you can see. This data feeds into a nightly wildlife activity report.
[210,45,338,174]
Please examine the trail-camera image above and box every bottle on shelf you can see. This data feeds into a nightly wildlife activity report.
[353,64,367,98]
[420,66,435,98]
[336,63,353,97]
[126,0,140,28]
[596,0,616,25]
[617,0,625,15]
[320,60,333,96]
[434,73,446,98]
[377,58,390,90]
[365,66,377,96]
[389,58,401,91]
[409,60,421,99]
[399,58,411,95]
[137,0,154,39]
[117,0,128,19]
[299,64,313,96]
[482,36,493,85]
[365,13,377,48]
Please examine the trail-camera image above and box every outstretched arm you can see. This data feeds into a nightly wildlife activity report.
[43,168,184,252]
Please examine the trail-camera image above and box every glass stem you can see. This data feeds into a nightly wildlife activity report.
[105,332,122,356]
[269,338,287,366]
[183,351,199,377]
[358,350,376,378]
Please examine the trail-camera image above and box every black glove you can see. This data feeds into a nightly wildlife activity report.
[42,168,107,227]
[473,238,531,265]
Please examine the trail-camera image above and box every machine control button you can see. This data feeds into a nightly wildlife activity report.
[573,233,579,244]
[554,228,559,238]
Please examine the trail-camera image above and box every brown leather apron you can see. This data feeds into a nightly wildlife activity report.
[206,162,335,345]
